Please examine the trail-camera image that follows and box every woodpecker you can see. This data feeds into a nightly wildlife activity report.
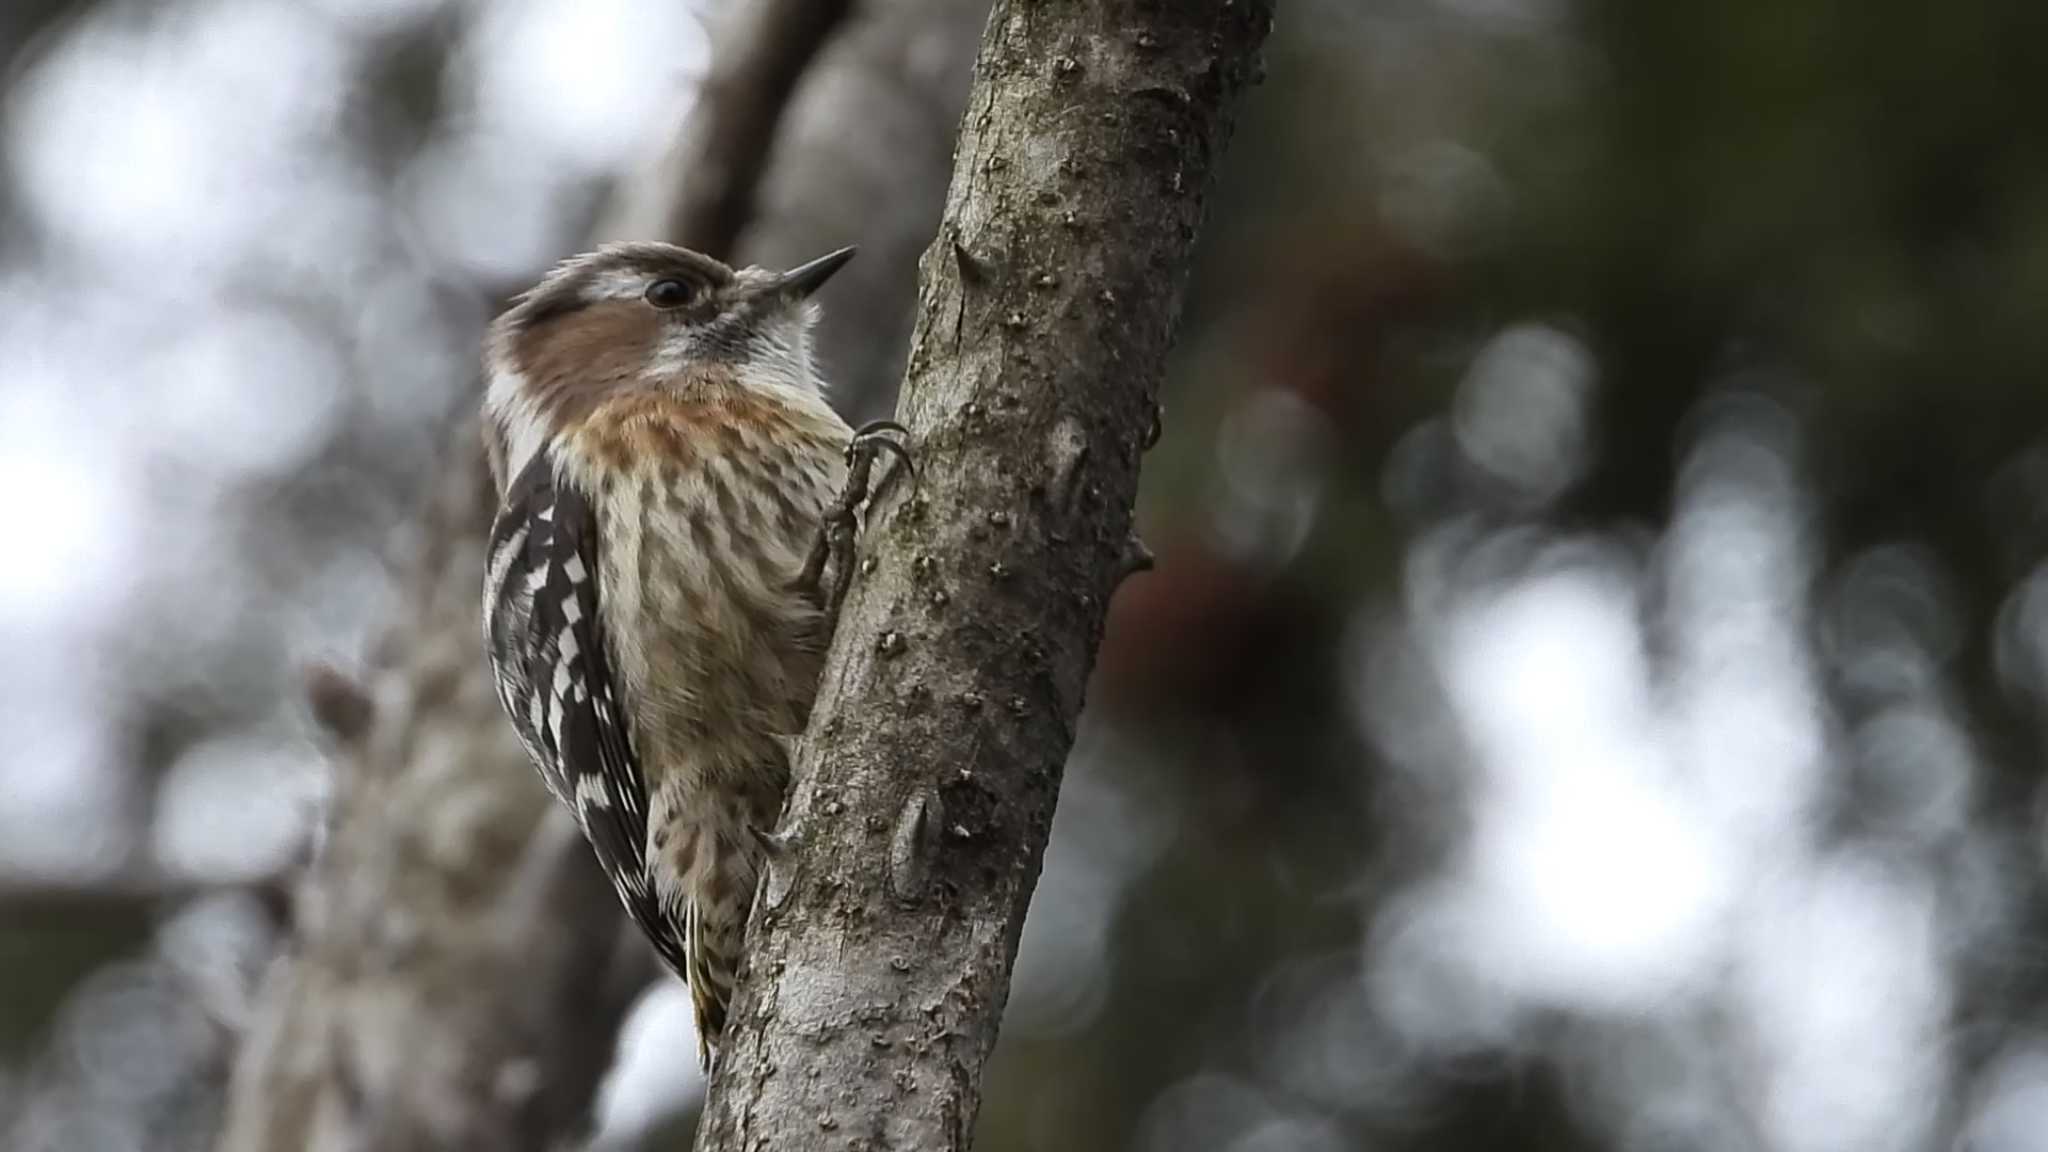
[479,242,903,1067]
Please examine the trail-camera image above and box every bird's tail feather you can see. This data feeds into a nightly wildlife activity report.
[679,837,761,1069]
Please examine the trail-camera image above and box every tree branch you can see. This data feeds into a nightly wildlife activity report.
[693,0,1274,1147]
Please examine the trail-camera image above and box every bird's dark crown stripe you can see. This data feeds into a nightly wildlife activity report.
[511,278,589,334]
[505,243,743,338]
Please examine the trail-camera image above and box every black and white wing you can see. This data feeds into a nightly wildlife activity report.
[483,451,688,977]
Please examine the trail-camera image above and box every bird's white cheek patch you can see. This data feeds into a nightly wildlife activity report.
[486,363,551,482]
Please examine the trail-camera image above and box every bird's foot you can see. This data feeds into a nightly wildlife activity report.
[796,419,915,624]
[750,825,791,859]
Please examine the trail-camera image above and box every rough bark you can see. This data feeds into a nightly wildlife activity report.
[693,1,1274,1148]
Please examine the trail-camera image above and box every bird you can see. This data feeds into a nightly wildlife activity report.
[478,241,905,1068]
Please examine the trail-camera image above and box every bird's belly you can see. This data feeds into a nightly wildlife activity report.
[596,463,835,796]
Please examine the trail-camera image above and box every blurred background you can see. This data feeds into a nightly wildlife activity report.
[3,0,2047,1150]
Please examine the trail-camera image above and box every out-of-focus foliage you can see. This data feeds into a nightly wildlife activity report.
[984,0,2048,1150]
[2,0,2047,1150]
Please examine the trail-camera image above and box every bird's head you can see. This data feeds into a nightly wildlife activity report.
[482,241,854,487]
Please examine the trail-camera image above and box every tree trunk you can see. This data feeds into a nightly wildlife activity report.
[692,1,1274,1148]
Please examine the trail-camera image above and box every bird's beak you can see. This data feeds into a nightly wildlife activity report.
[771,246,857,298]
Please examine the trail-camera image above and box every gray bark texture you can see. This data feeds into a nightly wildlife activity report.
[692,0,1274,1148]
[213,0,990,1146]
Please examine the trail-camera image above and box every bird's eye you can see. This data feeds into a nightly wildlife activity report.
[645,278,694,309]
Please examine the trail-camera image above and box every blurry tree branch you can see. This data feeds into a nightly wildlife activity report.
[0,0,78,68]
[0,866,292,922]
[692,0,1273,1148]
[632,0,853,258]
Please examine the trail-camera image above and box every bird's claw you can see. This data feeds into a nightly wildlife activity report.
[797,420,916,624]
[750,825,790,858]
[842,419,915,506]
